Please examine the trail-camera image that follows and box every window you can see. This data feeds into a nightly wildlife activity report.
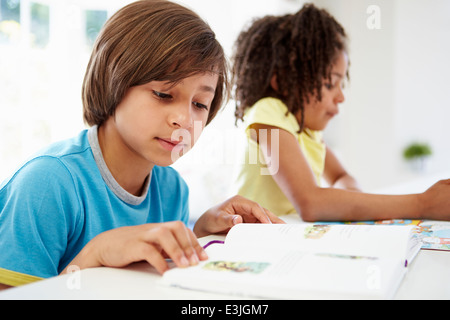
[1,0,20,21]
[85,9,107,47]
[0,0,21,44]
[30,2,49,48]
[0,0,115,182]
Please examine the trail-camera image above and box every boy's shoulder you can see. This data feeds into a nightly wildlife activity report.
[1,130,91,189]
[37,130,90,159]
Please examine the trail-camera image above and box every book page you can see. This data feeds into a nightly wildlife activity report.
[304,219,449,251]
[163,244,405,299]
[224,223,418,260]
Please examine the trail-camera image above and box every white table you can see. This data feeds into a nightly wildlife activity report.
[1,232,449,300]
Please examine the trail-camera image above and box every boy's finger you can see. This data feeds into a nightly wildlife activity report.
[244,203,272,224]
[143,224,190,269]
[258,204,272,223]
[163,221,207,265]
[185,227,208,261]
[250,203,285,224]
[140,243,170,274]
[172,223,206,265]
[222,213,242,228]
[265,208,286,224]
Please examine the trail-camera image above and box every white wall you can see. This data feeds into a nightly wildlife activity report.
[317,0,399,190]
[312,0,450,192]
[393,0,450,183]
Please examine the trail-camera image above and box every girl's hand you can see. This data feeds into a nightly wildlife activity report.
[63,221,207,275]
[420,179,450,220]
[193,195,285,237]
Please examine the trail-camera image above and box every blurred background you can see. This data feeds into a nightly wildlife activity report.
[1,0,449,222]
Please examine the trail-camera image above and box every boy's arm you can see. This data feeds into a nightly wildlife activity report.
[61,221,208,275]
[0,283,11,291]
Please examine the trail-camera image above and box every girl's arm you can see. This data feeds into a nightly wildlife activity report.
[323,146,362,192]
[251,123,450,222]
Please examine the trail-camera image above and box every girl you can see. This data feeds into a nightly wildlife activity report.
[0,0,281,290]
[232,4,450,222]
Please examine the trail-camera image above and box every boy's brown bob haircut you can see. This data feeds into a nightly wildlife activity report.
[82,0,229,127]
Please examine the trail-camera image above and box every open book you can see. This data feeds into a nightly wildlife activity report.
[307,216,450,251]
[162,223,421,299]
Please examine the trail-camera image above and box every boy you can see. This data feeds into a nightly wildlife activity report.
[0,0,281,290]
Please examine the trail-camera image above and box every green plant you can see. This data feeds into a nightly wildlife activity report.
[403,143,432,160]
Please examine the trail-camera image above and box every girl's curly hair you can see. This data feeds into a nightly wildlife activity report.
[232,3,347,131]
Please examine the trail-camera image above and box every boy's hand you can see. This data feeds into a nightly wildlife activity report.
[193,195,285,237]
[63,221,208,275]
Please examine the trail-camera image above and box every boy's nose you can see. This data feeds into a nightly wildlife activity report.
[170,104,193,129]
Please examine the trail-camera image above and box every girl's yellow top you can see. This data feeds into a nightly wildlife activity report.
[234,97,326,216]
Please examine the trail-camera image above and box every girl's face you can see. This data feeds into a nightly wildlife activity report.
[112,72,218,167]
[299,51,348,131]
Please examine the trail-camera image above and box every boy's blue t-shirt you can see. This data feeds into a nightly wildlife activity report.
[0,127,189,285]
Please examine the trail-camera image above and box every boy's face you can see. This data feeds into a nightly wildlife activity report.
[112,72,218,167]
[300,51,348,131]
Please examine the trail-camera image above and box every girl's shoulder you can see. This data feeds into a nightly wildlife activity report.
[244,97,300,134]
[302,128,324,143]
[252,97,288,112]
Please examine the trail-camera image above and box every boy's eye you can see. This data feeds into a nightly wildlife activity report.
[153,90,172,99]
[152,90,209,111]
[193,101,209,111]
